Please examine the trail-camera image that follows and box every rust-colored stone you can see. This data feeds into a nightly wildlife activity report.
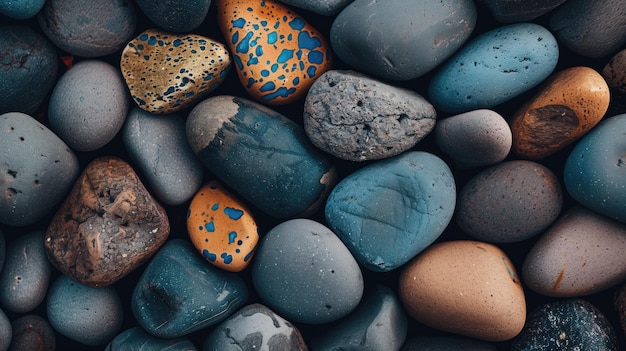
[511,66,609,160]
[45,156,170,288]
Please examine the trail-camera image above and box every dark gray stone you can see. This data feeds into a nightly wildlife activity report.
[304,70,436,161]
[0,0,45,19]
[105,327,198,351]
[0,25,58,115]
[123,108,204,206]
[0,112,79,227]
[135,0,211,32]
[0,230,51,313]
[0,308,10,351]
[252,219,364,324]
[401,336,497,350]
[277,0,352,16]
[479,0,566,23]
[9,314,55,351]
[203,304,308,351]
[0,229,4,274]
[330,0,476,80]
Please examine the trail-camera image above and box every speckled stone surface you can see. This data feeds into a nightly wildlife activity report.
[0,112,80,227]
[479,0,566,23]
[0,0,45,19]
[615,283,626,339]
[511,299,619,350]
[134,0,211,32]
[47,275,123,346]
[120,29,231,114]
[45,156,170,288]
[186,95,337,219]
[217,0,332,105]
[132,239,249,338]
[303,70,437,161]
[105,327,198,351]
[252,218,364,324]
[9,314,55,351]
[0,230,51,313]
[203,303,308,351]
[400,336,497,351]
[456,160,563,243]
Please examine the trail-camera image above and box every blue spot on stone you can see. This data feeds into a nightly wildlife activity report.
[288,34,292,41]
[292,77,300,85]
[158,40,164,46]
[261,20,267,26]
[205,221,215,232]
[300,61,305,71]
[247,7,253,11]
[185,91,195,98]
[277,49,294,63]
[283,16,288,22]
[262,87,297,101]
[271,63,278,72]
[221,253,233,264]
[253,24,259,30]
[228,231,237,244]
[237,240,243,245]
[186,208,191,218]
[307,66,317,78]
[143,55,150,60]
[210,184,218,189]
[298,31,322,50]
[237,32,253,53]
[139,34,148,41]
[137,44,144,50]
[148,36,157,46]
[296,50,303,60]
[203,73,214,81]
[212,203,219,211]
[199,226,203,230]
[277,74,285,80]
[135,97,146,106]
[261,69,270,77]
[173,39,182,47]
[247,78,256,88]
[203,249,217,262]
[289,17,305,30]
[274,21,280,29]
[267,32,277,44]
[256,45,263,57]
[220,68,229,79]
[248,55,259,66]
[191,49,197,54]
[236,249,241,253]
[164,87,175,95]
[232,18,246,28]
[224,207,244,220]
[232,31,239,44]
[260,81,275,92]
[234,56,243,70]
[180,77,190,87]
[244,250,254,262]
[308,50,324,64]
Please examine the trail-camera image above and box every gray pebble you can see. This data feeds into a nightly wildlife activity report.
[277,0,353,16]
[0,230,50,313]
[304,70,436,161]
[203,303,308,351]
[0,112,79,227]
[9,314,55,351]
[401,336,497,350]
[47,275,123,346]
[123,108,204,206]
[0,229,4,273]
[434,109,512,169]
[105,327,198,351]
[0,308,10,351]
[48,60,130,152]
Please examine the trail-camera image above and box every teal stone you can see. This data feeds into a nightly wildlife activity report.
[131,239,248,338]
[564,114,626,223]
[186,95,337,219]
[324,151,456,272]
[105,327,198,351]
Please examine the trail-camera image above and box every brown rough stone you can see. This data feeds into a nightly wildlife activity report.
[45,156,170,288]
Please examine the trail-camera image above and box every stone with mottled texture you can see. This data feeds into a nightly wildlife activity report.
[105,327,198,351]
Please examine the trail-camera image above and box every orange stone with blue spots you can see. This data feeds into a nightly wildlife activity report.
[216,0,332,105]
[187,181,259,272]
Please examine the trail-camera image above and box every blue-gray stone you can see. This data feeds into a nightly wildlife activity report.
[277,0,353,16]
[123,108,204,206]
[479,0,566,23]
[0,308,10,351]
[135,0,211,32]
[47,275,123,346]
[252,218,364,325]
[0,112,79,227]
[0,230,50,313]
[0,229,4,274]
[132,238,248,338]
[0,25,58,115]
[564,114,626,224]
[105,327,198,351]
[511,299,619,350]
[38,0,136,57]
[0,0,45,19]
[428,23,559,114]
[48,60,130,152]
[325,151,456,272]
[203,303,308,351]
[186,95,337,219]
[311,285,408,351]
[400,336,497,350]
[9,314,56,351]
[330,0,476,80]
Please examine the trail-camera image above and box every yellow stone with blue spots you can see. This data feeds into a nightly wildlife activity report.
[187,181,259,272]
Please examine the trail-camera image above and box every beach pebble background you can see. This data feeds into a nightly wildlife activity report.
[1,1,626,350]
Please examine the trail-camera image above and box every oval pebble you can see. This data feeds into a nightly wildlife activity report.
[132,239,248,338]
[550,0,626,58]
[123,108,204,206]
[277,0,352,16]
[325,151,456,272]
[0,230,50,313]
[0,308,10,351]
[0,112,79,227]
[134,0,210,32]
[399,240,526,342]
[331,0,476,81]
[603,48,626,112]
[0,25,58,115]
[105,327,198,351]
[203,303,307,351]
[37,0,136,57]
[120,29,231,114]
[523,206,626,297]
[252,218,364,324]
[456,160,563,243]
[434,109,512,169]
[511,66,610,160]
[480,0,566,23]
[0,0,45,19]
[428,22,559,114]
[311,285,407,351]
[187,181,259,272]
[10,314,55,351]
[217,0,332,105]
[564,113,626,223]
[48,60,130,152]
[186,95,337,219]
[400,336,497,351]
[303,70,437,161]
[511,299,619,350]
[47,275,123,346]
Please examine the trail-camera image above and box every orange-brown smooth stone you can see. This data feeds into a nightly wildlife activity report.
[511,66,609,160]
[399,240,526,342]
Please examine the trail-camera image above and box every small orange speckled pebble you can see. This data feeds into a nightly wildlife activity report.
[120,29,231,114]
[187,181,259,272]
[216,0,332,105]
[511,66,610,160]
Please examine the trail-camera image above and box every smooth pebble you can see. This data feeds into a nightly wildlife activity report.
[0,0,45,19]
[400,336,497,351]
[479,0,566,23]
[134,0,211,32]
[9,314,55,351]
[0,308,10,351]
[603,48,626,112]
[105,327,198,351]
[277,0,352,16]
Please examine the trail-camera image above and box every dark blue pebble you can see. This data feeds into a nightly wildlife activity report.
[400,336,497,350]
[135,0,211,32]
[105,327,198,351]
[0,0,45,19]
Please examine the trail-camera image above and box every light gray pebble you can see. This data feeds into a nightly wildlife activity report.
[304,70,436,161]
[123,108,204,206]
[0,230,50,313]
